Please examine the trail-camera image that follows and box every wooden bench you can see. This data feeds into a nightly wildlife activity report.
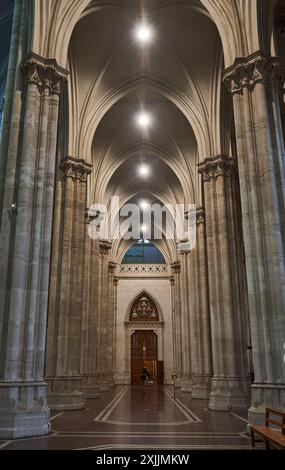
[250,407,285,449]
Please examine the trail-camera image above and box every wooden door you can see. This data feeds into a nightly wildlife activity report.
[131,330,158,384]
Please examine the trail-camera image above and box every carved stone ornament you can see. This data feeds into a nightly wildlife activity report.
[108,261,117,274]
[171,261,181,274]
[198,155,237,183]
[129,294,159,321]
[60,156,92,182]
[99,240,112,255]
[22,53,68,95]
[196,207,205,225]
[223,51,285,95]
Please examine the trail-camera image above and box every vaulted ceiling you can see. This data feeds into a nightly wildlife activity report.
[66,0,230,260]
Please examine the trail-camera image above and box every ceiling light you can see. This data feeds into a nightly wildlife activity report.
[138,164,149,177]
[136,111,151,129]
[135,23,152,43]
[140,200,149,210]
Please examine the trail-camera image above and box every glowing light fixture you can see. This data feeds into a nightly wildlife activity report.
[136,111,152,129]
[138,164,150,177]
[135,22,153,43]
[140,200,149,210]
[141,224,148,233]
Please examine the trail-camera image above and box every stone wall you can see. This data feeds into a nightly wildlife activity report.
[115,278,173,384]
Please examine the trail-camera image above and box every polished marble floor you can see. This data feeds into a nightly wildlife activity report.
[0,385,254,450]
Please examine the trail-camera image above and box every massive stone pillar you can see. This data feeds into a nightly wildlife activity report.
[190,209,213,399]
[45,157,92,410]
[171,261,183,387]
[0,53,67,438]
[107,262,117,388]
[198,155,250,410]
[81,231,101,398]
[223,52,285,424]
[179,250,192,392]
[0,0,26,221]
[97,240,112,391]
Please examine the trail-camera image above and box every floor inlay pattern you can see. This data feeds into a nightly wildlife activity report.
[94,386,201,425]
[1,385,252,450]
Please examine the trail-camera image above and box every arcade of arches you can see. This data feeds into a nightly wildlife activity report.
[0,0,285,446]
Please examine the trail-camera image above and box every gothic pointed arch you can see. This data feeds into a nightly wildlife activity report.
[128,291,161,322]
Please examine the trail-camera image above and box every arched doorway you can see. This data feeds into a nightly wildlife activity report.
[128,293,164,385]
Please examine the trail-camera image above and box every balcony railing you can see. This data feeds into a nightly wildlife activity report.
[119,264,170,276]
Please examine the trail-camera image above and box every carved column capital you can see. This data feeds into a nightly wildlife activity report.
[99,240,112,255]
[60,157,92,182]
[196,207,205,225]
[223,51,285,95]
[108,261,117,274]
[21,53,69,95]
[178,242,190,255]
[198,155,237,183]
[171,261,181,274]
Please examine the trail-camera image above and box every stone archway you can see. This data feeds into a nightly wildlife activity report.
[125,292,164,385]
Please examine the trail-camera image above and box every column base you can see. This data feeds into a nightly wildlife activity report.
[248,383,285,426]
[0,381,50,439]
[98,373,114,392]
[181,375,192,393]
[46,376,85,410]
[192,374,212,399]
[114,370,131,384]
[82,374,101,399]
[208,377,250,411]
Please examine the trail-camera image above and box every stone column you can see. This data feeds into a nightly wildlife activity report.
[97,240,112,391]
[81,226,101,398]
[45,157,92,410]
[191,208,212,399]
[198,155,250,410]
[171,261,182,387]
[223,51,285,423]
[0,0,27,220]
[113,275,119,383]
[107,262,117,387]
[0,53,67,438]
[179,250,192,392]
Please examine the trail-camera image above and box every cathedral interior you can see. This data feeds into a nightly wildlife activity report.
[0,0,285,451]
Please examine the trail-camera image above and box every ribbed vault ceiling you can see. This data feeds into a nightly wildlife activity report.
[67,0,226,260]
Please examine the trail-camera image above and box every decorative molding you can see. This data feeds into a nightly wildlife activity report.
[129,293,159,322]
[223,51,285,95]
[21,52,68,95]
[60,156,92,182]
[179,246,190,255]
[125,321,164,328]
[198,155,237,182]
[119,264,169,274]
[196,207,205,225]
[99,239,112,255]
[171,261,181,274]
[108,261,117,274]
